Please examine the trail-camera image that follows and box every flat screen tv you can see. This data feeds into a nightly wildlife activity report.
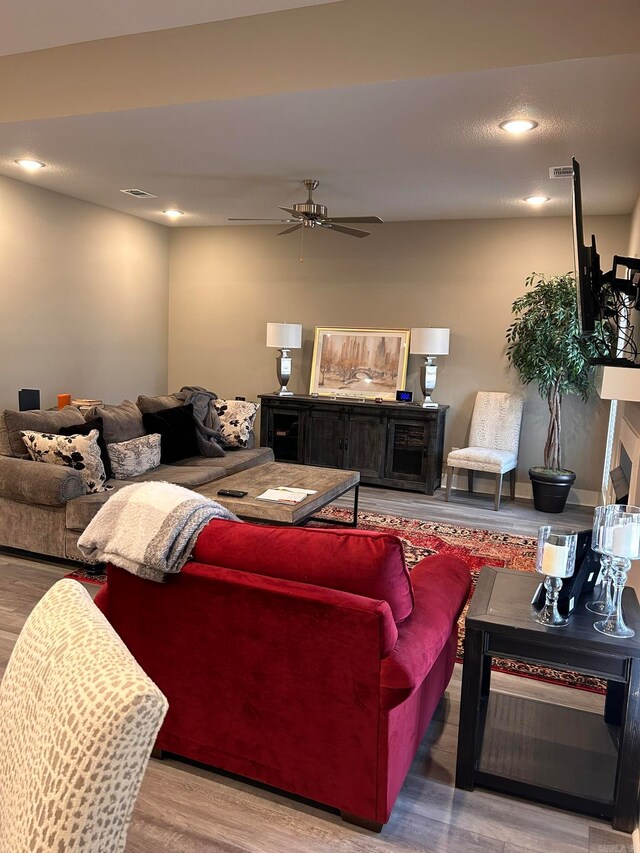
[572,157,602,334]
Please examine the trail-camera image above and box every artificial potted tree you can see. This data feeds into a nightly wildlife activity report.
[506,272,601,513]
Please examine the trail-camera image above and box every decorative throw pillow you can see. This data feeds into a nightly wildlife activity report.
[213,400,259,448]
[108,434,161,479]
[142,404,199,464]
[59,416,113,480]
[20,429,107,494]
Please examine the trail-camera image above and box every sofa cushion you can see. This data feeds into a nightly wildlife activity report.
[84,400,144,444]
[0,407,85,458]
[136,394,184,414]
[193,520,415,623]
[108,434,161,479]
[179,446,273,475]
[142,404,200,464]
[20,429,107,494]
[119,464,225,487]
[59,416,112,480]
[65,466,225,532]
[65,483,128,531]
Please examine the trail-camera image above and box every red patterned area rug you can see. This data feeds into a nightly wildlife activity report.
[67,507,604,693]
[314,507,605,694]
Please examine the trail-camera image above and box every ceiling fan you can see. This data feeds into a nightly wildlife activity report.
[229,179,383,238]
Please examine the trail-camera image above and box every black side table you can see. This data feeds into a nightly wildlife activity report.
[455,566,640,834]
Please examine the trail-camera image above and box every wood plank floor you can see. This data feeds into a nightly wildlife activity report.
[0,489,636,853]
[334,485,595,537]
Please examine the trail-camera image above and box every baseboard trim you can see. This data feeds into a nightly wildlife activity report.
[443,471,598,509]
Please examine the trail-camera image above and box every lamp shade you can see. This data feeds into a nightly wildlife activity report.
[410,327,450,355]
[266,322,302,349]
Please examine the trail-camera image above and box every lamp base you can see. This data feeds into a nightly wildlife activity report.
[274,351,293,396]
[419,359,439,407]
[420,396,438,408]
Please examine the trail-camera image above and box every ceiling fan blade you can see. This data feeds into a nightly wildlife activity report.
[277,224,303,236]
[279,207,306,219]
[228,217,295,222]
[324,216,383,224]
[321,222,371,238]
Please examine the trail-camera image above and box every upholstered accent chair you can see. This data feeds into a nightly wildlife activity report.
[0,579,168,853]
[95,519,471,830]
[445,391,525,511]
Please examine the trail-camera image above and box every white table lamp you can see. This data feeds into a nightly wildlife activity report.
[267,322,303,396]
[410,328,450,407]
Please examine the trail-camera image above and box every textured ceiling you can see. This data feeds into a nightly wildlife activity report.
[0,0,639,226]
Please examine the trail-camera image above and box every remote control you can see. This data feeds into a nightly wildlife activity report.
[217,489,248,498]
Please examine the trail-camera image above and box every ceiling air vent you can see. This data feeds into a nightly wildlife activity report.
[549,166,574,179]
[120,188,157,198]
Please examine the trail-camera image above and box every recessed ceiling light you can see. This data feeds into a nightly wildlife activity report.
[15,158,45,171]
[499,119,538,134]
[524,196,550,206]
[163,209,184,220]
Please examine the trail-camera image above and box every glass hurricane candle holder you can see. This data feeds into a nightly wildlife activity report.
[594,505,640,639]
[585,505,614,616]
[531,526,577,627]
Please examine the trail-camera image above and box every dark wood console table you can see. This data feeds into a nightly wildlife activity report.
[456,566,640,833]
[259,395,448,494]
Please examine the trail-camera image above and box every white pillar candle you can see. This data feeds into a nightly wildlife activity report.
[541,542,569,577]
[611,523,640,559]
[602,526,614,553]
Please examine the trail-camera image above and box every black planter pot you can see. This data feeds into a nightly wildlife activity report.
[529,467,576,514]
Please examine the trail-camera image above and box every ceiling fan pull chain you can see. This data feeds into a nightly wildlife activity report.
[299,224,305,263]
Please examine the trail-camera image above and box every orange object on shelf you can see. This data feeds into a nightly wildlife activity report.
[57,393,72,409]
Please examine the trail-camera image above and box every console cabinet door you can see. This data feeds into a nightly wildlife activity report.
[305,409,345,468]
[385,419,430,482]
[345,414,385,478]
[264,405,306,463]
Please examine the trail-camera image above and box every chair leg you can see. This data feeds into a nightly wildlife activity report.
[467,470,474,493]
[494,473,503,511]
[446,467,454,501]
[510,468,516,500]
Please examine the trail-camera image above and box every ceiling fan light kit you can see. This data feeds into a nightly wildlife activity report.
[229,179,383,239]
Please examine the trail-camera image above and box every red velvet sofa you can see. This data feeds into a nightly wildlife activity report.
[94,520,470,830]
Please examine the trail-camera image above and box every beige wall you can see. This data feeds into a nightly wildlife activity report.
[169,214,630,502]
[0,175,170,410]
[624,193,640,466]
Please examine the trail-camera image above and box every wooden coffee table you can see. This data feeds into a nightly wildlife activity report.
[203,462,360,526]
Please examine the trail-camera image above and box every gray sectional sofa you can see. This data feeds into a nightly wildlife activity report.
[0,395,273,562]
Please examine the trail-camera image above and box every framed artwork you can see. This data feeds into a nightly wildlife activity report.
[309,327,410,400]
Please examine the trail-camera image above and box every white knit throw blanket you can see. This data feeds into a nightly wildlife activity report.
[77,482,239,582]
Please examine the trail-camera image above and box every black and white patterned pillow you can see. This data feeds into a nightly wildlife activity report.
[20,429,107,494]
[213,400,259,448]
[107,433,161,479]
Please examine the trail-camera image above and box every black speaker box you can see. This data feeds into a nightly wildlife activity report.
[18,389,41,411]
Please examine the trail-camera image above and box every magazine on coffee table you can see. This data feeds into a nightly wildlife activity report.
[256,487,317,504]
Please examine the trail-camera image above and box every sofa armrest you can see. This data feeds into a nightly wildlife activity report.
[380,554,471,692]
[0,456,85,506]
[94,584,109,612]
